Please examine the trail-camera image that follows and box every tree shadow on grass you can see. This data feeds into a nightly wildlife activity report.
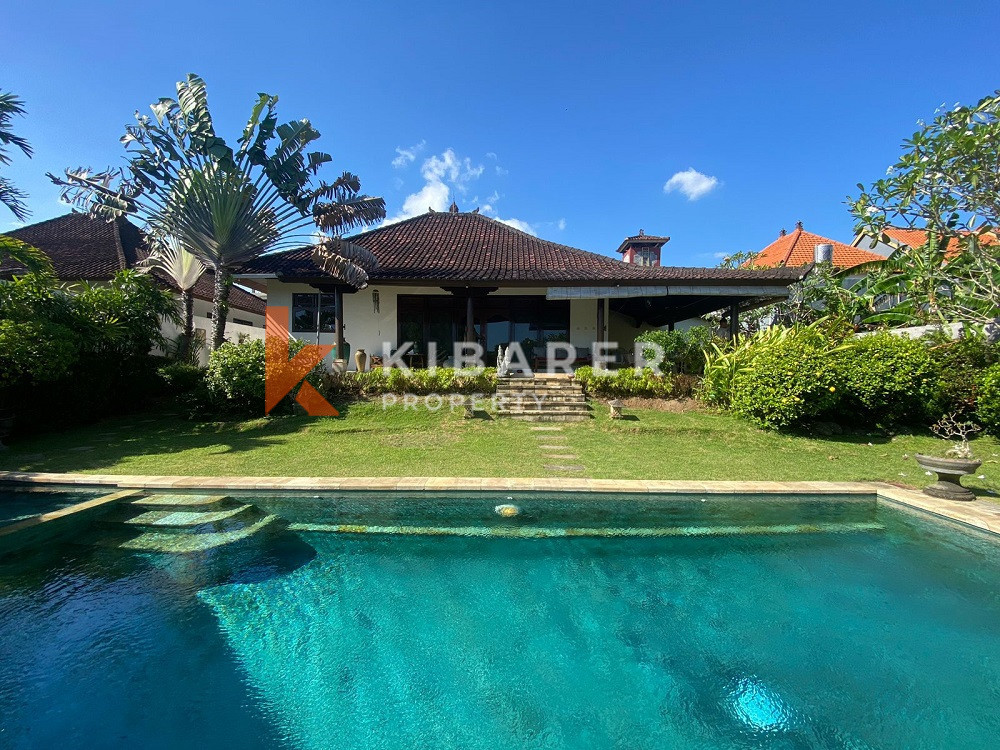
[0,411,331,474]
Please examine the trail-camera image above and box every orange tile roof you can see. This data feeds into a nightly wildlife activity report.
[880,227,997,259]
[750,226,884,269]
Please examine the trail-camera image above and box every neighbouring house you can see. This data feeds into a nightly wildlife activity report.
[750,221,884,269]
[1,213,267,361]
[235,204,806,370]
[851,226,999,259]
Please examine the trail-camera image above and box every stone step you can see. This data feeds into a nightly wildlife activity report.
[496,396,589,406]
[499,374,575,382]
[95,515,281,553]
[112,504,257,529]
[130,493,231,510]
[499,404,592,414]
[505,413,592,422]
[496,387,585,396]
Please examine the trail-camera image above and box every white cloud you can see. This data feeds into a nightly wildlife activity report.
[495,165,509,176]
[557,218,566,231]
[496,217,536,235]
[384,147,486,225]
[663,168,720,201]
[391,140,426,168]
[421,149,484,192]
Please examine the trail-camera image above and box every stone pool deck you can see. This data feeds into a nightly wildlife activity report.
[1,471,999,537]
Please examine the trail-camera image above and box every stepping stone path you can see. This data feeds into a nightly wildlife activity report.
[527,425,589,477]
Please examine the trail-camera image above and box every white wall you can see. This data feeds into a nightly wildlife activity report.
[158,296,266,365]
[266,282,628,369]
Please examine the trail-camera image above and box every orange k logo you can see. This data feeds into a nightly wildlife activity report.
[265,307,339,416]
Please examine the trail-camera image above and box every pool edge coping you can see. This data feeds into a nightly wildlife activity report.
[2,472,999,537]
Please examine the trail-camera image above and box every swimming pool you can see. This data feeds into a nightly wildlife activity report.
[1,490,998,749]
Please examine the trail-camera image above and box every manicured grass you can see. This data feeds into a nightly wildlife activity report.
[1,400,998,497]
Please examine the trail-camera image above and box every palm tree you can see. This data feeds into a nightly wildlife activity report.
[138,236,206,361]
[50,74,385,349]
[0,91,32,221]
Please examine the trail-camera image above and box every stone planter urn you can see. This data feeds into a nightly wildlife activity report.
[354,348,368,372]
[915,453,982,501]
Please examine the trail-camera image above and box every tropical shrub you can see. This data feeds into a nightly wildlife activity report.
[728,327,841,429]
[574,367,693,399]
[835,333,936,426]
[925,331,1000,420]
[0,320,78,387]
[701,326,793,408]
[0,270,178,431]
[634,326,716,374]
[977,363,1000,435]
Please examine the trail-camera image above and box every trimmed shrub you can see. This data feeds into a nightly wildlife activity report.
[320,367,498,399]
[203,338,325,416]
[728,328,840,429]
[977,363,1000,435]
[574,367,692,399]
[204,339,266,414]
[836,333,936,426]
[157,362,205,396]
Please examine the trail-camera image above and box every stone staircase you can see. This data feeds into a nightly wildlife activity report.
[496,374,592,422]
[94,493,280,553]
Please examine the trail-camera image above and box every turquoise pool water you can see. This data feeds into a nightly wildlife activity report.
[0,488,101,526]
[1,492,999,749]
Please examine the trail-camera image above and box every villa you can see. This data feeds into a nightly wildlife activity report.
[236,203,806,368]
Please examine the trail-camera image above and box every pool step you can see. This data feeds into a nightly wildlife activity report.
[287,520,886,539]
[130,493,230,509]
[93,493,282,553]
[109,504,257,529]
[96,514,281,553]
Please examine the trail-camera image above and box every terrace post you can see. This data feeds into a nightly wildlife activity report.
[596,297,606,343]
[465,293,474,343]
[335,287,345,360]
[729,303,739,342]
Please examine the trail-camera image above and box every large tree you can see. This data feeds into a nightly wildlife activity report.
[0,91,32,221]
[851,90,1000,328]
[51,74,385,349]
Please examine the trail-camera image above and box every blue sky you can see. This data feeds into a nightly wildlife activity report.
[4,0,999,265]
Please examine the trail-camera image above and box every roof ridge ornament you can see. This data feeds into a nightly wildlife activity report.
[448,201,459,213]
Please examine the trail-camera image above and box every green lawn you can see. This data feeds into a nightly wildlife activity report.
[1,400,998,497]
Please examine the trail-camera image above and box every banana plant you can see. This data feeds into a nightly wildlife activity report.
[49,74,386,349]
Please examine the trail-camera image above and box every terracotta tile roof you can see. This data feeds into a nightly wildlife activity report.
[238,211,805,287]
[751,226,884,269]
[879,227,998,259]
[1,213,265,316]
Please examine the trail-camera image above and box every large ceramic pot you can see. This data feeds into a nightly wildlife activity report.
[915,453,982,501]
[354,348,368,373]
